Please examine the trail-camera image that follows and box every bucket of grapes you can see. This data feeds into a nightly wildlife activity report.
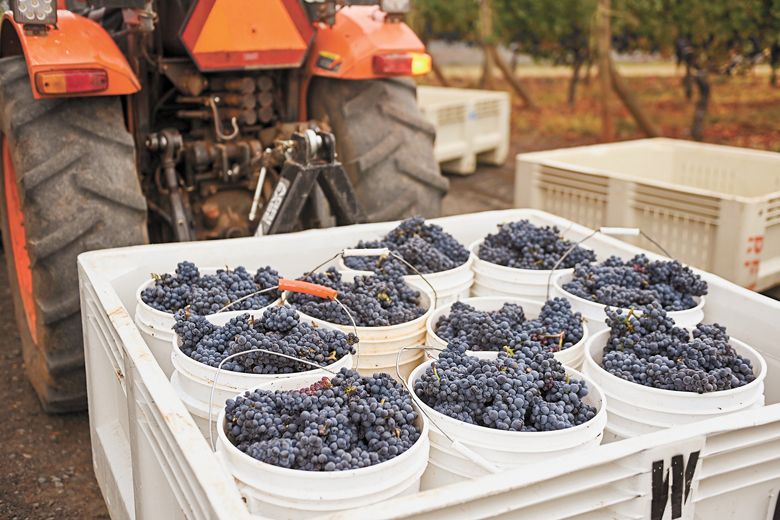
[215,368,430,518]
[426,296,590,369]
[552,254,706,332]
[582,305,766,440]
[285,268,435,381]
[336,217,474,307]
[469,220,596,301]
[407,342,607,489]
[170,302,356,437]
[135,261,281,376]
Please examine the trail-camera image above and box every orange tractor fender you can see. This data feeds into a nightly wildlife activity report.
[0,10,140,100]
[307,6,426,79]
[301,6,428,117]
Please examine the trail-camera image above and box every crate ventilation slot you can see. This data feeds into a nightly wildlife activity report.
[437,106,465,127]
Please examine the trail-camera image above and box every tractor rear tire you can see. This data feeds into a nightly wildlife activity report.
[308,77,448,222]
[0,56,148,413]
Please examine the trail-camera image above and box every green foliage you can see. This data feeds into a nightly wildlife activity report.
[613,0,780,72]
[410,0,480,42]
[609,0,780,138]
[411,0,780,138]
[494,0,597,66]
[412,0,597,65]
[412,0,779,72]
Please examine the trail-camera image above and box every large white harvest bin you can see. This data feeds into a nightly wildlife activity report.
[78,209,780,520]
[515,138,780,291]
[417,86,510,175]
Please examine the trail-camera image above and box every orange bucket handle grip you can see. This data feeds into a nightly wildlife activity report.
[279,279,338,300]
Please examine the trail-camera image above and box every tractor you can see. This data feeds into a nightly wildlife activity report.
[0,0,448,412]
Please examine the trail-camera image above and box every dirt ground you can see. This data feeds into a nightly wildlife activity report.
[0,256,108,519]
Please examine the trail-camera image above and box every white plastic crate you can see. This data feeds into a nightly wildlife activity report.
[515,138,780,291]
[417,86,510,175]
[78,209,780,520]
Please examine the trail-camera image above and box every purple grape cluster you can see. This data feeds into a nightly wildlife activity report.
[287,268,426,327]
[173,306,356,374]
[477,220,596,270]
[224,368,421,471]
[141,261,281,315]
[601,305,755,393]
[562,254,707,311]
[344,217,470,276]
[434,298,584,352]
[414,340,597,431]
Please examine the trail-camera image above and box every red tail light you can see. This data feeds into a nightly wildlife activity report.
[34,69,108,95]
[372,53,432,76]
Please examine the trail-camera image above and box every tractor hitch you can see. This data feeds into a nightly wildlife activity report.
[146,129,194,242]
[258,129,364,235]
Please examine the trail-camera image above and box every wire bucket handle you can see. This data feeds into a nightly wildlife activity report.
[207,347,343,451]
[215,276,359,340]
[207,278,360,450]
[545,226,675,300]
[393,346,501,474]
[306,247,440,310]
[278,278,361,364]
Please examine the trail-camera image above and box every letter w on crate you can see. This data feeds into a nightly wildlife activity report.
[617,437,705,520]
[651,451,700,520]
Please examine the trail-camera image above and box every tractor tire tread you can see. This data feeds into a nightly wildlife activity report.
[382,107,436,139]
[76,174,148,213]
[396,154,449,192]
[342,81,387,119]
[308,77,447,221]
[67,110,136,149]
[0,57,28,83]
[364,195,415,222]
[27,211,100,261]
[39,292,81,326]
[0,56,147,412]
[21,146,83,193]
[350,128,403,176]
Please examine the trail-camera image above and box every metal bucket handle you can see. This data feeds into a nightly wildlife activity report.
[394,346,502,474]
[207,279,360,450]
[219,248,438,314]
[545,226,675,300]
[340,248,440,310]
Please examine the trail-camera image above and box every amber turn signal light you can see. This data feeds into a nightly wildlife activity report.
[35,69,109,95]
[372,53,432,76]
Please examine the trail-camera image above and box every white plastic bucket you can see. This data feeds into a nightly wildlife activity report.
[426,296,589,369]
[336,254,474,308]
[582,328,767,440]
[215,374,430,519]
[348,327,427,354]
[292,276,433,340]
[133,314,176,377]
[471,273,552,302]
[469,239,582,302]
[408,352,606,489]
[170,310,354,437]
[134,267,278,377]
[551,272,706,332]
[135,277,184,377]
[290,274,435,381]
[357,351,425,382]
